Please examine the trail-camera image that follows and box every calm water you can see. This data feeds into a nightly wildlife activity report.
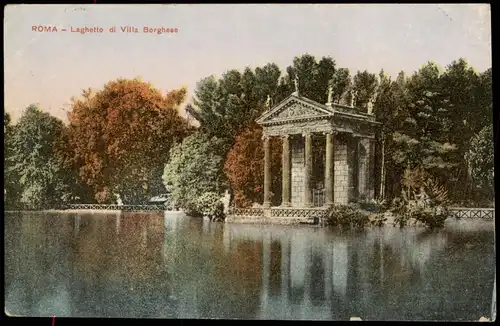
[4,211,496,320]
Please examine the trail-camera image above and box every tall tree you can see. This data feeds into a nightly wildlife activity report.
[186,64,280,152]
[465,125,494,201]
[390,63,458,197]
[330,68,351,104]
[284,54,336,104]
[65,78,192,203]
[7,105,73,209]
[4,112,21,208]
[352,70,379,110]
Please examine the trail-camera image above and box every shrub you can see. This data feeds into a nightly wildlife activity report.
[162,131,225,214]
[194,192,225,221]
[359,197,389,213]
[325,205,369,229]
[408,205,448,229]
[368,213,387,227]
[390,193,449,229]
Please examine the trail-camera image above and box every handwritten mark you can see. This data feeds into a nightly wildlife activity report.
[437,5,453,21]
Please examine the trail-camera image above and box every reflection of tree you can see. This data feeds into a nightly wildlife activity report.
[74,213,166,287]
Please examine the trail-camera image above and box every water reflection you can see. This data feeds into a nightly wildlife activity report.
[4,212,495,320]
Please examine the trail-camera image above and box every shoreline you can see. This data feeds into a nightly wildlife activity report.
[5,209,184,214]
[4,210,495,230]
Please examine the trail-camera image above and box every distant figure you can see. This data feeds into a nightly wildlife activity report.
[265,95,271,109]
[349,90,356,107]
[221,189,231,215]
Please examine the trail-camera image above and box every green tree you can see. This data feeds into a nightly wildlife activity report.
[352,70,379,110]
[187,70,264,151]
[4,112,22,208]
[465,125,494,199]
[330,67,351,104]
[284,54,336,103]
[162,131,225,214]
[7,105,73,209]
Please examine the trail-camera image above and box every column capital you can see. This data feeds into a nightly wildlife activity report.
[262,134,271,141]
[302,131,312,138]
[323,131,338,136]
[281,134,290,140]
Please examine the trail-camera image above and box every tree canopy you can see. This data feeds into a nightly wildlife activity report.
[5,105,74,209]
[63,78,193,203]
[162,131,225,212]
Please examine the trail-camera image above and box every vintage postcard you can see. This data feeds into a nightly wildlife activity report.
[4,3,495,321]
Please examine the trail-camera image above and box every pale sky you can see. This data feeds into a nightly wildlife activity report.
[4,4,492,123]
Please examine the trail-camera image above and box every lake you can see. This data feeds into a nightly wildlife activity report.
[4,211,496,320]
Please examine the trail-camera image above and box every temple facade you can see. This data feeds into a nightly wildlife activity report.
[228,86,380,222]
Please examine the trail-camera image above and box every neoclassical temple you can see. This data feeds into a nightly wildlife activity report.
[229,83,380,222]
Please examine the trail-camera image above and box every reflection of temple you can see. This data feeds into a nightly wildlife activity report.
[223,225,351,319]
[222,224,451,320]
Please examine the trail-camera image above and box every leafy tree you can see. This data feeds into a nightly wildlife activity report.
[330,67,351,104]
[186,69,269,153]
[254,63,282,104]
[4,112,22,208]
[284,54,336,104]
[224,124,282,208]
[352,70,379,109]
[465,125,494,199]
[64,78,192,204]
[6,105,73,209]
[162,131,225,213]
[392,90,457,181]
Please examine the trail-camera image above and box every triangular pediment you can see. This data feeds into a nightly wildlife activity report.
[256,95,333,124]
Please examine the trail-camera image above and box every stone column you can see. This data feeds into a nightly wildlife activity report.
[368,138,375,200]
[281,135,291,207]
[353,136,360,200]
[263,135,271,208]
[304,133,313,207]
[324,132,335,206]
[357,138,367,200]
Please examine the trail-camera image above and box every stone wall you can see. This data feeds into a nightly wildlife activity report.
[334,137,349,205]
[291,136,305,207]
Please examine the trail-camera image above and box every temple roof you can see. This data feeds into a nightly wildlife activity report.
[256,93,379,126]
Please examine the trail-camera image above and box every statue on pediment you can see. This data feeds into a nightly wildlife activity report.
[293,76,299,95]
[349,89,356,107]
[266,95,271,109]
[327,84,333,104]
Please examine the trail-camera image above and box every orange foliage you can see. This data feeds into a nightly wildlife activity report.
[224,124,282,207]
[64,78,193,202]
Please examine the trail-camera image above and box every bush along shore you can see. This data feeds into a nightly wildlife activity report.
[322,202,449,230]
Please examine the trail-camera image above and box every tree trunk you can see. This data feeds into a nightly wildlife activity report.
[379,131,386,199]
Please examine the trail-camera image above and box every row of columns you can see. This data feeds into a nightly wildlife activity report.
[263,132,336,208]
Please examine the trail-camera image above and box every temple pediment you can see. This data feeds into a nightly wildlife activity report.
[256,95,333,125]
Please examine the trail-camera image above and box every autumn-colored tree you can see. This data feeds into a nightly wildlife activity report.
[63,78,193,203]
[224,124,282,208]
